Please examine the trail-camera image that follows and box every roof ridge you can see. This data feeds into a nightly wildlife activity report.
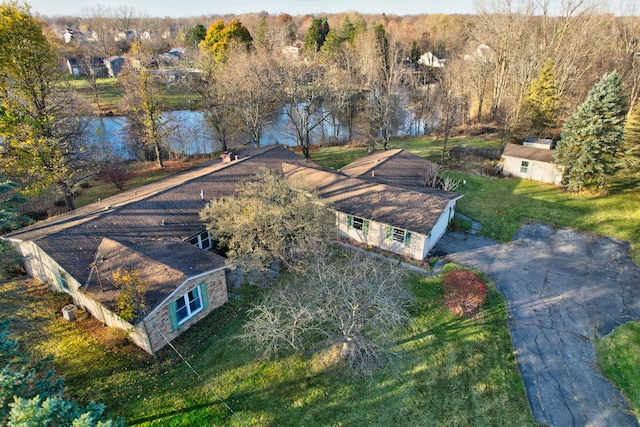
[6,146,279,239]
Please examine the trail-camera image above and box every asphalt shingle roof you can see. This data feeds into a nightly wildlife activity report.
[284,162,462,236]
[7,145,309,314]
[502,143,555,163]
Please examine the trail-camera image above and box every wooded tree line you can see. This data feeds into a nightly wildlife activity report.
[1,0,639,214]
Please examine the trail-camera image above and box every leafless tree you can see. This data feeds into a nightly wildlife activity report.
[81,5,119,57]
[242,247,411,377]
[261,58,330,158]
[223,49,277,148]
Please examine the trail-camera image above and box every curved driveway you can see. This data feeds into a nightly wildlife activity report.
[434,223,640,426]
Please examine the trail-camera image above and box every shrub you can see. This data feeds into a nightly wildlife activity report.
[99,166,135,190]
[441,269,488,317]
[113,269,147,323]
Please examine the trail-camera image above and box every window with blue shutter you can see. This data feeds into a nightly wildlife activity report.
[169,284,207,330]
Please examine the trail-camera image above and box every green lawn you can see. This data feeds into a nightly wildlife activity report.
[597,321,640,418]
[2,270,534,426]
[313,135,640,262]
[70,77,199,113]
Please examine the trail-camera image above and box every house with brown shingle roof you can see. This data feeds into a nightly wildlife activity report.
[285,148,463,260]
[501,143,563,185]
[6,145,308,355]
[6,145,462,353]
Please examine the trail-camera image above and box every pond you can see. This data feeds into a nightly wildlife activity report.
[89,106,429,159]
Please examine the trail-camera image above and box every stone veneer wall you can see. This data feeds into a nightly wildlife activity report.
[141,268,228,354]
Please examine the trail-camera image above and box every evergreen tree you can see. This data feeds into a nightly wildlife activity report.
[0,321,121,426]
[185,23,206,51]
[555,71,626,192]
[517,58,560,138]
[303,17,329,55]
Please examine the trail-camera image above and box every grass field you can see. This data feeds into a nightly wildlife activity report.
[2,268,535,426]
[70,77,199,114]
[597,321,640,418]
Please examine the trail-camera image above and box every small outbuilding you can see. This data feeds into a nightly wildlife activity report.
[501,143,563,185]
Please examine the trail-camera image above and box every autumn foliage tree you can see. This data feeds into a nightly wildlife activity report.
[113,269,147,323]
[0,2,98,210]
[441,269,488,317]
[516,59,561,139]
[623,100,640,168]
[199,19,252,63]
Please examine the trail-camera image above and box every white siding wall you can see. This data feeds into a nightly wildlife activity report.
[502,156,562,185]
[335,212,428,260]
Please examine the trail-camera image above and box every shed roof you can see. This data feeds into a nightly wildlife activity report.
[502,143,555,163]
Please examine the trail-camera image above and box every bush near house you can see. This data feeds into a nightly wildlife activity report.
[441,268,488,317]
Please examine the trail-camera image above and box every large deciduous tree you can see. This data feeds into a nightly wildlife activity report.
[262,59,330,158]
[200,169,334,271]
[199,19,252,63]
[0,1,97,210]
[555,71,627,192]
[118,41,168,168]
[243,248,411,376]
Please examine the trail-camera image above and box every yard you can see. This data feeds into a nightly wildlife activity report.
[1,271,535,426]
[69,77,199,114]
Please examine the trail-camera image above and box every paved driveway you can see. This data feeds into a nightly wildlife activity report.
[433,223,640,426]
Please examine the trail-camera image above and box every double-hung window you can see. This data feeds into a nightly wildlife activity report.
[169,282,210,330]
[520,161,529,174]
[175,287,203,325]
[389,227,412,247]
[187,230,212,250]
[348,215,369,235]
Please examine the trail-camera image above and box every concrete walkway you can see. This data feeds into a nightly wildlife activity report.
[433,223,640,426]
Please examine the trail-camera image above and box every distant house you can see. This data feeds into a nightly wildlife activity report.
[282,45,301,60]
[501,143,563,185]
[104,56,125,78]
[65,57,107,77]
[418,51,449,68]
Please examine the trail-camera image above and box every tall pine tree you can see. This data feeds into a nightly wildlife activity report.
[555,71,626,192]
[516,58,560,138]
